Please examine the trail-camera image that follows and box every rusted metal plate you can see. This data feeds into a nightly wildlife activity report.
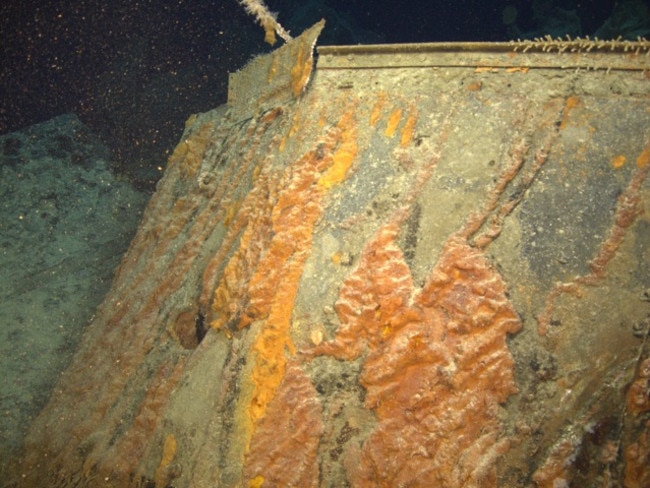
[11,24,650,487]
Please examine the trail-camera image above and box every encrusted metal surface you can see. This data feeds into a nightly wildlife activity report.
[10,25,650,488]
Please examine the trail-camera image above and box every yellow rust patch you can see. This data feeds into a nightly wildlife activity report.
[154,434,177,487]
[249,475,265,488]
[223,198,242,228]
[637,144,650,168]
[160,434,177,467]
[318,111,359,188]
[612,154,626,169]
[168,140,188,167]
[280,110,308,152]
[400,106,418,147]
[247,111,358,426]
[384,107,403,137]
[184,113,197,129]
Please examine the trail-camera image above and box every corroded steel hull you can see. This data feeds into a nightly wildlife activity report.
[10,22,650,487]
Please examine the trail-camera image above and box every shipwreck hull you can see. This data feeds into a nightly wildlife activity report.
[10,22,650,487]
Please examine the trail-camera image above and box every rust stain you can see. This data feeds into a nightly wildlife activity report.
[624,349,650,487]
[167,139,188,167]
[101,359,186,478]
[279,111,301,151]
[249,475,265,488]
[247,112,357,425]
[223,198,242,227]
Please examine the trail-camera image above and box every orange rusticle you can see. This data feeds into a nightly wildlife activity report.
[244,361,324,487]
[310,221,521,487]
